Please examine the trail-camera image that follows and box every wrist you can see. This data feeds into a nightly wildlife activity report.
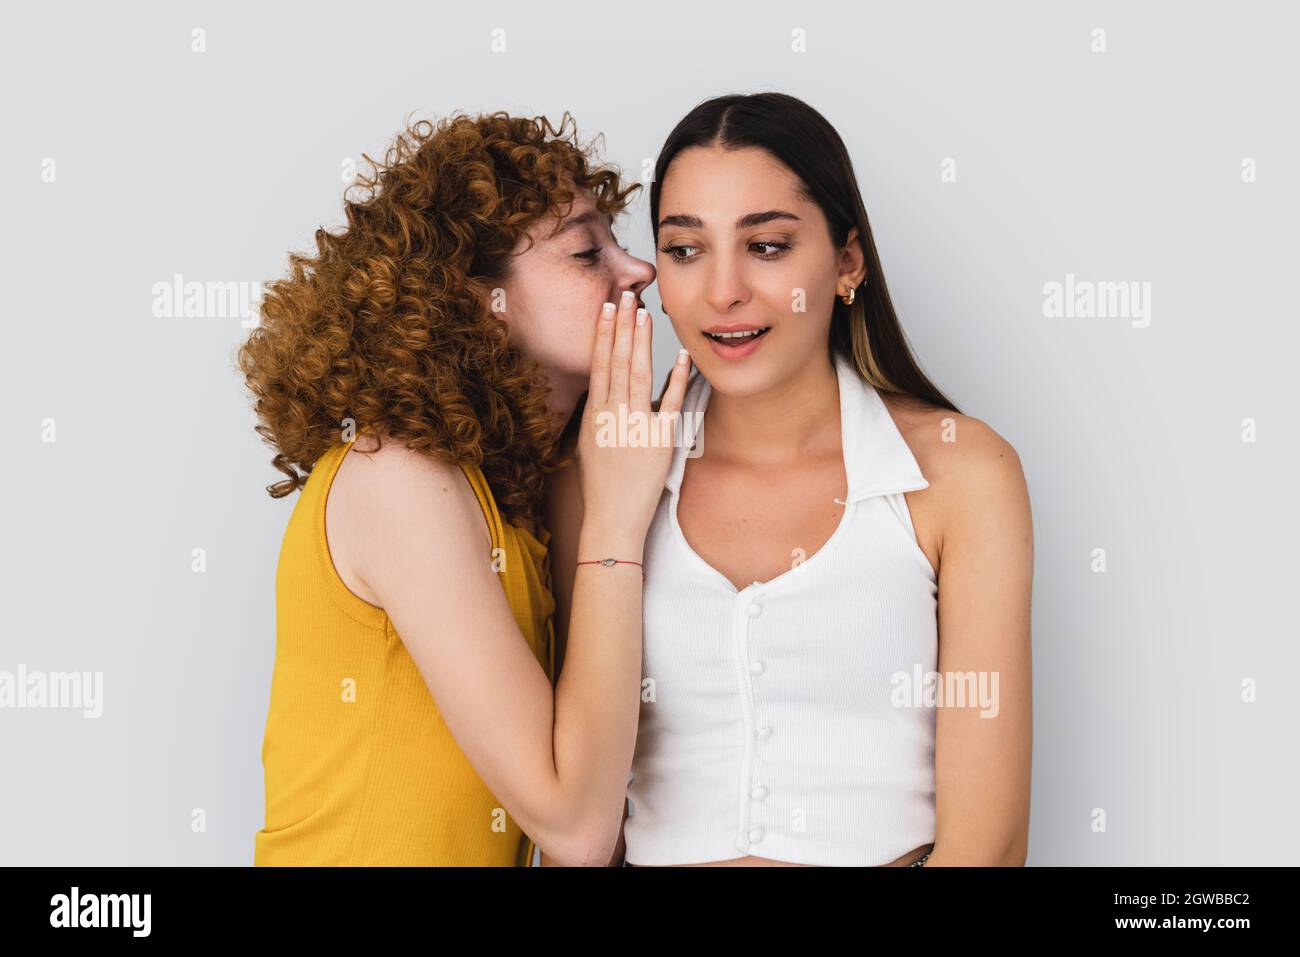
[577,519,647,560]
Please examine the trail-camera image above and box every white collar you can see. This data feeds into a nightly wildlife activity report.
[664,351,930,504]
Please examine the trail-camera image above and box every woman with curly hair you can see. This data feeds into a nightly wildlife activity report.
[239,110,691,866]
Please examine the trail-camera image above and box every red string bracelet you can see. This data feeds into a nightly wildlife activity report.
[576,557,645,582]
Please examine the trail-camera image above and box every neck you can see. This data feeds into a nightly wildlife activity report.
[702,354,841,467]
[542,369,587,454]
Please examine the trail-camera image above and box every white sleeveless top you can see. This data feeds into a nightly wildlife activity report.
[624,352,939,866]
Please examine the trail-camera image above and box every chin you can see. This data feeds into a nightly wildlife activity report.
[714,349,820,396]
[693,358,774,397]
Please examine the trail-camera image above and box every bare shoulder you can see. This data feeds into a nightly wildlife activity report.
[331,431,491,552]
[880,393,1030,531]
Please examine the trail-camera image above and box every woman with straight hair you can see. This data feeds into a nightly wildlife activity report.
[544,92,1033,867]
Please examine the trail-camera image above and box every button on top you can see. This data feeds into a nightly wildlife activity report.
[734,836,749,852]
[748,826,764,843]
[751,785,768,800]
[756,726,772,740]
[747,604,762,618]
[749,660,765,674]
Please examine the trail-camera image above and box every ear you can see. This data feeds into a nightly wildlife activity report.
[837,226,868,294]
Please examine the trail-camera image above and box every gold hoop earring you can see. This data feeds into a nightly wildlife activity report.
[840,286,856,306]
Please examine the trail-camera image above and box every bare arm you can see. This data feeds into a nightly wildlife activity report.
[335,444,642,867]
[544,456,583,681]
[539,458,630,866]
[334,294,689,867]
[925,423,1034,866]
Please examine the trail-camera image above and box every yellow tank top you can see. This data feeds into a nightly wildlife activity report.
[254,440,556,866]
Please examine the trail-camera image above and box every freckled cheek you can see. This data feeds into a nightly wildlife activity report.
[563,269,614,329]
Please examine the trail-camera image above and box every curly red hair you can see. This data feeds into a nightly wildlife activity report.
[237,110,639,528]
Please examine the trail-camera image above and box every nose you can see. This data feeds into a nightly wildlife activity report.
[705,250,749,314]
[619,251,656,304]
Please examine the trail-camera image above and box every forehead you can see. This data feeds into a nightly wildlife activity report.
[536,188,607,241]
[659,145,809,219]
[510,187,611,263]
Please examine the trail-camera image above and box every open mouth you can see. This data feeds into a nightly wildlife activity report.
[703,327,772,345]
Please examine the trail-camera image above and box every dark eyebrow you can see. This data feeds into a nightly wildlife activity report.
[550,209,611,239]
[736,210,801,229]
[657,210,802,231]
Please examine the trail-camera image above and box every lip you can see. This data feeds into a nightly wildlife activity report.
[703,323,765,334]
[702,325,771,361]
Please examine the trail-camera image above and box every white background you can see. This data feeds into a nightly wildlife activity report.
[1,0,1295,864]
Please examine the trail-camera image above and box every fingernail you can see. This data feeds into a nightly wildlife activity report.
[636,308,647,326]
[621,290,635,306]
[602,302,615,319]
[677,348,690,365]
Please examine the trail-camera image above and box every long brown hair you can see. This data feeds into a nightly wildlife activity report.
[650,92,961,415]
[237,111,639,528]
